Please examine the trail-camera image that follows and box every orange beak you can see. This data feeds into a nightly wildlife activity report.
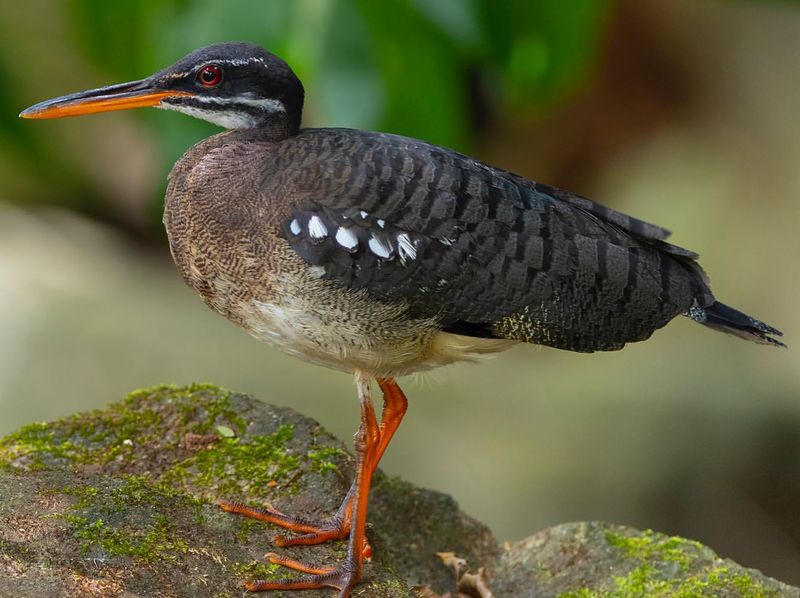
[19,78,193,120]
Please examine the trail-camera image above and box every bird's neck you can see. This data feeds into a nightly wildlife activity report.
[255,111,299,142]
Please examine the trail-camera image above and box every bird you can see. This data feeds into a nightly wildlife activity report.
[20,42,785,596]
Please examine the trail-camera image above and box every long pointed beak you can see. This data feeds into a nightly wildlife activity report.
[19,78,193,120]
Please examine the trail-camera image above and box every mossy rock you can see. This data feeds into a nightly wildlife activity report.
[493,523,799,597]
[0,384,797,597]
[0,384,496,597]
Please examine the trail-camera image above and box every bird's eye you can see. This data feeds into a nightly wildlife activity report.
[197,64,223,87]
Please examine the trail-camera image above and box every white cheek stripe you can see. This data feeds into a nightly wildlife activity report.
[158,95,287,129]
[159,103,257,129]
[192,95,287,113]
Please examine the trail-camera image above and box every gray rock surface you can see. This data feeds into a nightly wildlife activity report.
[0,384,796,597]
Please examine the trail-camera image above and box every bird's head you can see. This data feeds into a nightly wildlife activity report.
[19,42,304,136]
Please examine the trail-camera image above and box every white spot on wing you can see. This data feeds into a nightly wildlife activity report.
[377,219,386,228]
[368,236,393,259]
[290,219,302,235]
[359,210,369,219]
[308,215,328,239]
[335,227,359,252]
[397,233,417,263]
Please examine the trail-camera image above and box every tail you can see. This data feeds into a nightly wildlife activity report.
[687,301,786,348]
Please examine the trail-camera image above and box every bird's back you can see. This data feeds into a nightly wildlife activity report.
[273,128,712,352]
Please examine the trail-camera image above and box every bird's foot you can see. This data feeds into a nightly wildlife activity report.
[219,498,371,557]
[244,552,358,595]
[222,376,401,596]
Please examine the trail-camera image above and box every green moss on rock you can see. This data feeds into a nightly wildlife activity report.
[307,446,346,476]
[552,526,784,598]
[0,384,246,472]
[162,425,300,500]
[0,385,429,596]
[604,530,702,571]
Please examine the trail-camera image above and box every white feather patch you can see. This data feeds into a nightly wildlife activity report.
[397,233,417,263]
[335,227,359,252]
[368,236,393,259]
[308,216,328,239]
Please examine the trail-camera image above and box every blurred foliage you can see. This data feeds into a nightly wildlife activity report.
[2,0,613,232]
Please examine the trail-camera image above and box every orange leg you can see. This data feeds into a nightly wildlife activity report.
[241,373,380,595]
[221,373,408,597]
[275,377,406,550]
[220,377,408,555]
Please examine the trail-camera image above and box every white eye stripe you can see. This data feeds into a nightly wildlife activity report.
[335,227,359,251]
[217,57,266,67]
[308,215,328,239]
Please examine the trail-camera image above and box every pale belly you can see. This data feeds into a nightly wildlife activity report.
[230,288,517,377]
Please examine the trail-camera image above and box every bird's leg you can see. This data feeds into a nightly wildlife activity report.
[271,377,406,551]
[220,377,408,554]
[243,372,379,595]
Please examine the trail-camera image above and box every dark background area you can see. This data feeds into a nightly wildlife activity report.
[2,0,799,584]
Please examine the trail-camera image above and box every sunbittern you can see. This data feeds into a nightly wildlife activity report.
[20,42,785,596]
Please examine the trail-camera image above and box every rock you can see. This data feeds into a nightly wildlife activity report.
[493,522,800,597]
[0,384,796,598]
[0,385,495,597]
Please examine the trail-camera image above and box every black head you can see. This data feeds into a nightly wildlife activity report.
[20,42,305,137]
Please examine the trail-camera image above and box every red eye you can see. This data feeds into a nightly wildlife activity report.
[197,64,222,87]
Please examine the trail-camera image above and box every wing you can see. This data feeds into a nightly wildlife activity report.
[279,129,709,349]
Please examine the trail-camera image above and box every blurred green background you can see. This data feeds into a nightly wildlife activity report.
[2,0,800,584]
